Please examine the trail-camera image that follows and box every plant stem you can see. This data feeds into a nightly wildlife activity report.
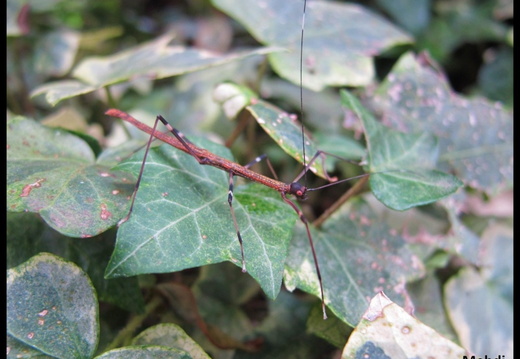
[312,175,369,228]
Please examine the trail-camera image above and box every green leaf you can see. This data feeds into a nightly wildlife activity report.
[444,224,513,357]
[7,333,55,358]
[7,117,134,237]
[246,100,328,179]
[30,80,98,106]
[192,263,259,351]
[306,305,353,348]
[34,29,80,77]
[7,212,145,314]
[95,346,192,359]
[194,262,260,306]
[407,273,459,342]
[262,78,345,133]
[478,46,513,107]
[442,206,480,263]
[375,0,431,35]
[212,0,412,90]
[370,169,463,210]
[284,198,425,326]
[105,137,297,300]
[369,52,513,195]
[7,253,99,359]
[133,324,210,359]
[313,132,366,162]
[418,3,508,62]
[342,292,469,358]
[340,89,463,210]
[234,291,328,358]
[31,32,279,106]
[213,82,257,119]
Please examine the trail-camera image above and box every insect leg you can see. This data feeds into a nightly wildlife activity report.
[282,193,327,320]
[244,154,278,180]
[227,171,247,273]
[155,115,204,161]
[227,154,280,273]
[118,116,163,225]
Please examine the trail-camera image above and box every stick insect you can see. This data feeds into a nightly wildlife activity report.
[106,107,375,319]
[107,0,374,320]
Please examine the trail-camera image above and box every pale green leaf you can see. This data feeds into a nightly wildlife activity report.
[212,0,412,90]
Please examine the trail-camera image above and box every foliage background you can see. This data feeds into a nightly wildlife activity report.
[7,0,512,358]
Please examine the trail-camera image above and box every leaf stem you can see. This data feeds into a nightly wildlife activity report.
[312,175,369,228]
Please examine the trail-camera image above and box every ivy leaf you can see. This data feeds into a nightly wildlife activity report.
[341,89,463,210]
[7,253,99,359]
[212,0,412,90]
[368,52,513,195]
[105,137,297,300]
[7,117,134,237]
[132,324,211,359]
[246,100,328,179]
[31,32,279,106]
[7,212,145,314]
[342,292,469,358]
[284,198,425,326]
[34,29,80,77]
[96,346,193,359]
[444,224,513,356]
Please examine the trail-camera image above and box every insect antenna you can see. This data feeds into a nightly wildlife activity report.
[299,0,308,188]
[296,0,328,320]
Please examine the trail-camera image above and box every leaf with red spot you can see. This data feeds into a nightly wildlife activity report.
[7,117,134,237]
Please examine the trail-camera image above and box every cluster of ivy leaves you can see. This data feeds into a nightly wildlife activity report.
[7,0,512,358]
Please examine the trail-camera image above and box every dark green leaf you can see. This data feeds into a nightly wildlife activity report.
[418,4,508,62]
[7,117,134,237]
[375,0,431,35]
[194,262,260,306]
[7,212,145,314]
[7,253,99,359]
[234,291,329,358]
[7,333,55,358]
[105,137,297,299]
[313,132,366,163]
[191,263,260,352]
[478,47,513,107]
[306,304,353,348]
